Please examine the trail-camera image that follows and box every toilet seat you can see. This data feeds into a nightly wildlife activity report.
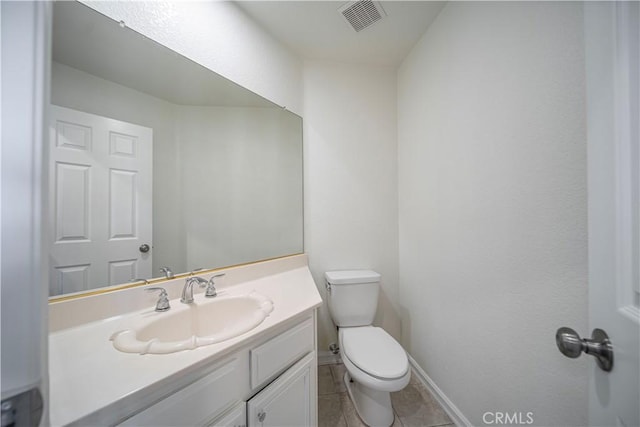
[341,326,408,380]
[339,327,410,393]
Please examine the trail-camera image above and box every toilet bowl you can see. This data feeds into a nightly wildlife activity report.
[339,327,410,427]
[325,270,410,427]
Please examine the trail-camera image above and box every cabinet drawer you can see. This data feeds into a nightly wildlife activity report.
[208,402,246,427]
[250,317,313,389]
[120,354,248,426]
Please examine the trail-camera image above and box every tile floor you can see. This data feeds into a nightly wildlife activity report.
[318,363,454,427]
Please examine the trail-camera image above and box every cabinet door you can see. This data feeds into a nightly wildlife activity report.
[247,352,316,427]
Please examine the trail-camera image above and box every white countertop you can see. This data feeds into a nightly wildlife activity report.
[49,265,322,426]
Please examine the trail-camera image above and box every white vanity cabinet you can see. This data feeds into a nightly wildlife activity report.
[246,353,316,427]
[118,316,316,427]
[209,353,316,427]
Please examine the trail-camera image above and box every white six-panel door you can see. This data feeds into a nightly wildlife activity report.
[585,3,640,426]
[48,105,152,296]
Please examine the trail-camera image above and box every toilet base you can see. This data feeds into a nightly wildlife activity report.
[344,372,394,427]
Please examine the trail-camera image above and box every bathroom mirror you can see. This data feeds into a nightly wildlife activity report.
[48,1,303,298]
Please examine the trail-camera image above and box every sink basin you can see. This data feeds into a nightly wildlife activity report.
[110,291,273,354]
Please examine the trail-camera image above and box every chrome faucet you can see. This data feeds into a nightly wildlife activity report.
[159,266,174,279]
[181,276,208,304]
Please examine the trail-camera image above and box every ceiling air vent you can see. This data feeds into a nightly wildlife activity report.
[338,0,387,33]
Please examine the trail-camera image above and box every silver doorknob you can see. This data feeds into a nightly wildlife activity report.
[139,244,150,253]
[555,327,614,372]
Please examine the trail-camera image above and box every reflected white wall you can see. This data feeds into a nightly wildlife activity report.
[176,106,303,270]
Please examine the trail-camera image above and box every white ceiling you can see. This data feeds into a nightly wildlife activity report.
[236,1,446,66]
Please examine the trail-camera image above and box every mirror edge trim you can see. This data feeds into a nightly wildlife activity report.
[48,253,304,304]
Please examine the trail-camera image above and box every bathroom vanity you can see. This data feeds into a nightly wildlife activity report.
[48,255,322,426]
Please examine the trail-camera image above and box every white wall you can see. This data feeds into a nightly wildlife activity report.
[82,1,302,115]
[397,2,588,426]
[303,61,399,351]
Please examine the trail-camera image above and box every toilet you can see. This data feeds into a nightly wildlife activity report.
[325,270,410,427]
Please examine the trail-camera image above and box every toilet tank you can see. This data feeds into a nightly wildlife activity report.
[325,270,381,327]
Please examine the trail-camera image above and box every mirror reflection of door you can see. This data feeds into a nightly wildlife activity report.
[48,105,152,296]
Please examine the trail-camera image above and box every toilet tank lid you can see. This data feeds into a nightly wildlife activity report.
[325,270,380,285]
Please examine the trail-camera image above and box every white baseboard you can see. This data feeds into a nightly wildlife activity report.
[407,354,472,427]
[317,350,342,365]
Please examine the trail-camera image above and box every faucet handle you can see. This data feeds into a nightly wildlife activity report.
[205,273,225,298]
[146,287,170,312]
